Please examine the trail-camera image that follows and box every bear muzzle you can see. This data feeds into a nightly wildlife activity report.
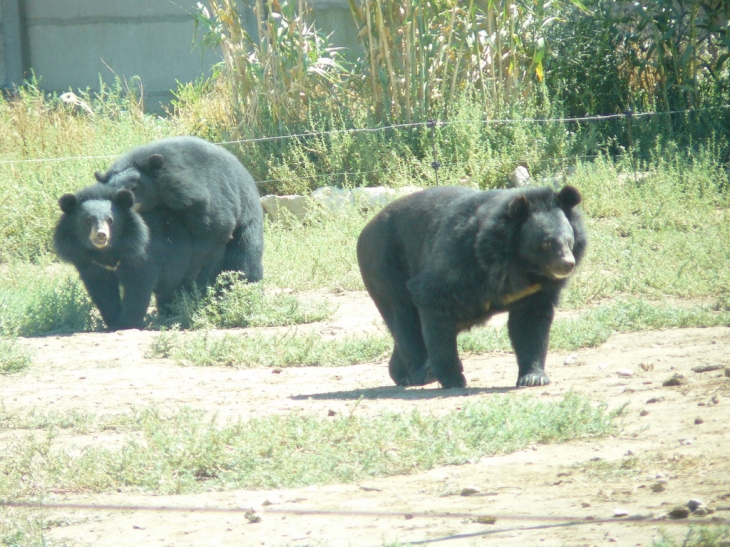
[550,253,576,279]
[90,224,111,248]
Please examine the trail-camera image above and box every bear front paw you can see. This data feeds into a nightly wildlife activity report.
[438,372,467,389]
[516,372,550,387]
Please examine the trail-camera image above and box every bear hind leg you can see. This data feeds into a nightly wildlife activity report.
[222,223,264,283]
[382,300,434,386]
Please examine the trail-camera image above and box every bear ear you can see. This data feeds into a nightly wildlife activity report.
[59,193,78,215]
[141,153,165,173]
[506,194,529,221]
[557,185,582,210]
[114,189,136,210]
[94,171,106,183]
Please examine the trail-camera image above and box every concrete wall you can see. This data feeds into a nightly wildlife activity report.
[0,0,359,112]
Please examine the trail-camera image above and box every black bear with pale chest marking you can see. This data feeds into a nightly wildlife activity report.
[357,185,587,388]
[94,136,264,285]
[54,185,201,330]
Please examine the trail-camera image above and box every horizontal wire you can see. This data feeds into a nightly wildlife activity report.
[2,500,727,526]
[0,104,727,167]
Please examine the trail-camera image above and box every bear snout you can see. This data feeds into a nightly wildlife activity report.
[90,224,111,248]
[551,253,576,278]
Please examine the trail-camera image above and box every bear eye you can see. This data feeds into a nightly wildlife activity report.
[541,240,552,252]
[85,217,92,226]
[107,217,114,225]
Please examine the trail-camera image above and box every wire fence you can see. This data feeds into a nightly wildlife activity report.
[1,104,728,173]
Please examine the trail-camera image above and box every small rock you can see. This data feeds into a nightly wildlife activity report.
[616,368,634,377]
[694,506,709,516]
[460,487,481,496]
[646,397,664,404]
[327,409,336,417]
[509,166,531,187]
[404,513,414,520]
[640,409,650,416]
[272,368,282,374]
[598,363,608,370]
[694,417,704,425]
[651,482,666,493]
[613,507,630,517]
[698,402,706,406]
[475,516,497,524]
[711,395,720,405]
[132,525,145,530]
[663,374,686,387]
[563,354,579,366]
[625,450,634,456]
[581,501,591,508]
[668,506,690,519]
[262,500,273,506]
[245,510,261,524]
[725,367,730,378]
[692,364,724,373]
[639,362,655,371]
[687,499,705,512]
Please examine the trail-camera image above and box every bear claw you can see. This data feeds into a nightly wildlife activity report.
[516,373,550,387]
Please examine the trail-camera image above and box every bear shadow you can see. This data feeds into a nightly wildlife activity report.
[291,385,517,401]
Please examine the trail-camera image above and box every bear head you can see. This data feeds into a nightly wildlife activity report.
[507,185,583,281]
[94,153,165,213]
[58,188,137,251]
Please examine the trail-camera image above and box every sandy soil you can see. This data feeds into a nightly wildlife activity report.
[3,291,730,547]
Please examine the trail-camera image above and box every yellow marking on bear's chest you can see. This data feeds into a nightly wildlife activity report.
[485,283,542,311]
[93,260,121,272]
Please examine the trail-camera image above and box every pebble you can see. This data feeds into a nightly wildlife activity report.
[598,363,608,370]
[613,507,629,517]
[687,499,705,512]
[663,374,686,387]
[639,362,655,371]
[245,510,262,523]
[640,409,650,416]
[460,487,481,496]
[694,417,704,425]
[725,367,730,378]
[668,506,690,519]
[564,354,580,366]
[711,395,720,405]
[692,364,724,373]
[616,369,634,377]
[651,482,666,493]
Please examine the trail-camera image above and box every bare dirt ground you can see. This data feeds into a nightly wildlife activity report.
[4,291,730,547]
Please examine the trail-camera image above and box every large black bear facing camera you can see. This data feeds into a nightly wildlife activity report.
[55,184,213,330]
[357,185,587,389]
[94,136,264,285]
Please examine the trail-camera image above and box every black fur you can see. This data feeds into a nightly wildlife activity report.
[54,184,201,330]
[94,136,264,284]
[357,185,587,388]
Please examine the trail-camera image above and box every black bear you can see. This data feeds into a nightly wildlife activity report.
[94,136,264,285]
[357,185,587,389]
[54,184,202,330]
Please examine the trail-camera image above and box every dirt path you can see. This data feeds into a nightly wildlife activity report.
[3,292,730,546]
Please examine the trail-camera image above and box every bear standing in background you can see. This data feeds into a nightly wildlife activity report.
[357,185,587,389]
[54,185,201,330]
[94,136,264,285]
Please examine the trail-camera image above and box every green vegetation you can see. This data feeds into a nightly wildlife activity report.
[166,272,332,329]
[148,329,390,368]
[150,298,730,369]
[0,339,31,375]
[565,453,705,483]
[0,393,616,497]
[652,527,730,547]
